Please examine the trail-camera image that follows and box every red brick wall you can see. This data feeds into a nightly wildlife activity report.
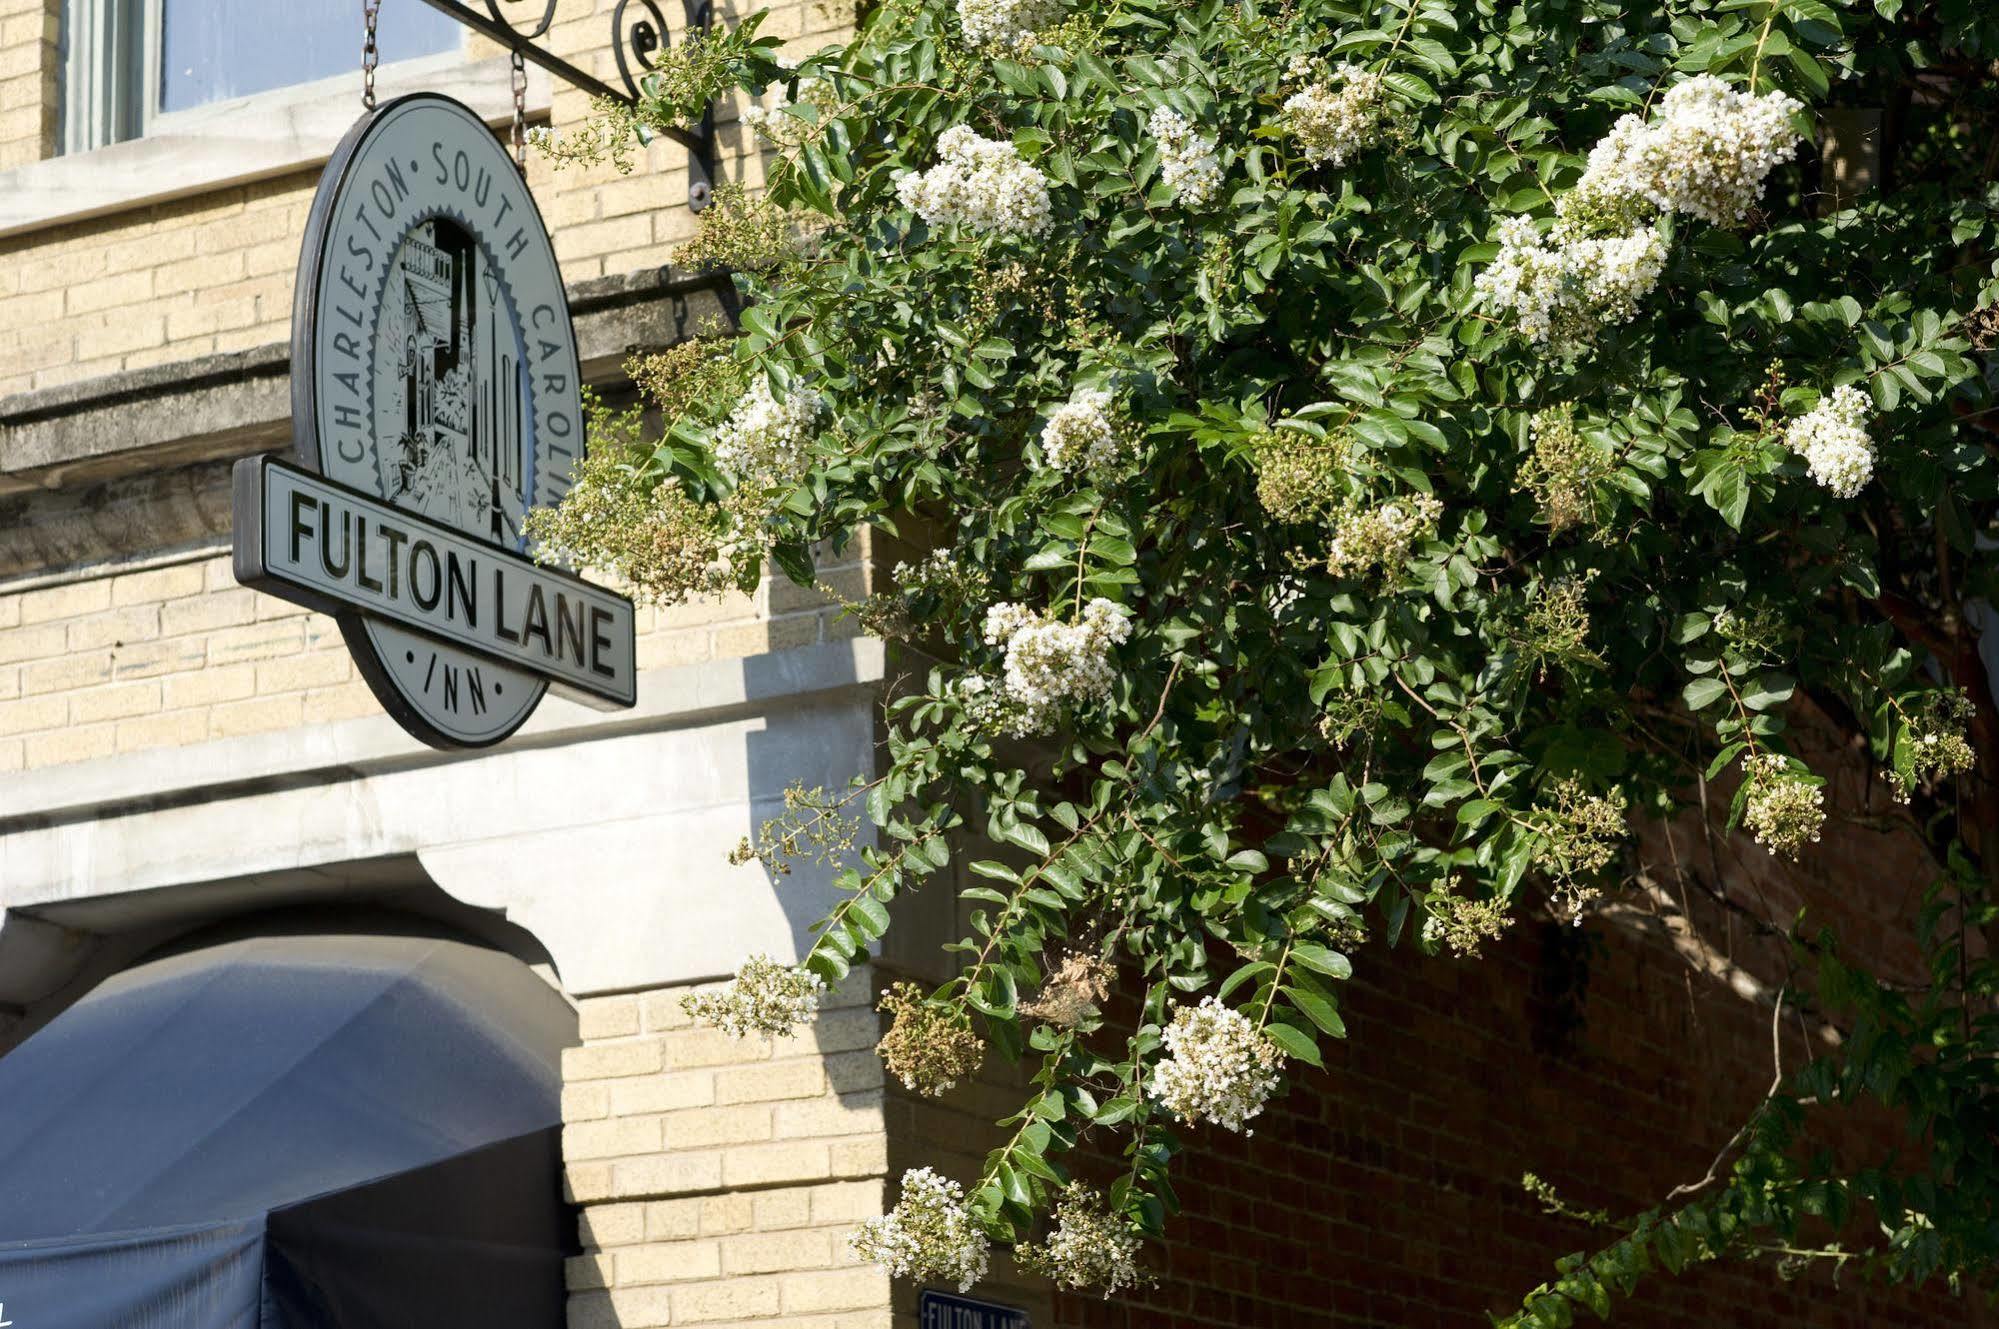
[1052,916,1985,1328]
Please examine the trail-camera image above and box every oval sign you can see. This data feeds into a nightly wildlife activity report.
[292,92,585,748]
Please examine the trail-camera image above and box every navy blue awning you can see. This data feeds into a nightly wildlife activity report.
[0,930,576,1328]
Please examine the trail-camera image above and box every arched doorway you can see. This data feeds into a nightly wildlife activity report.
[0,913,577,1328]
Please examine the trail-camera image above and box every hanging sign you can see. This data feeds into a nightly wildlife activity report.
[233,92,635,748]
[918,1291,1030,1329]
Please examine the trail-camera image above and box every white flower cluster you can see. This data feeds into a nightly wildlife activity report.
[1475,215,1668,353]
[896,126,1053,238]
[1038,388,1121,472]
[1149,996,1286,1133]
[1015,1184,1146,1296]
[982,598,1132,734]
[850,1167,991,1292]
[955,0,1059,48]
[1281,64,1391,168]
[1783,383,1875,499]
[1481,75,1800,353]
[1325,492,1444,579]
[739,79,833,149]
[1575,76,1803,228]
[1148,108,1223,206]
[1741,752,1826,860]
[711,378,823,487]
[895,548,959,596]
[680,955,826,1038]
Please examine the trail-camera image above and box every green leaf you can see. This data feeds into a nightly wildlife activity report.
[1001,822,1051,857]
[1740,672,1795,711]
[1285,985,1348,1037]
[1262,1020,1322,1067]
[1683,677,1729,711]
[850,894,890,936]
[1291,943,1353,980]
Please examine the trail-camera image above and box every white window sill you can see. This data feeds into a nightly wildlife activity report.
[0,53,550,241]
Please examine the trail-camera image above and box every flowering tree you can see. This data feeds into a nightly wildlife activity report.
[532,0,1999,1315]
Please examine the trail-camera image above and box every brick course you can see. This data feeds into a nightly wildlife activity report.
[0,547,869,771]
[1048,923,1992,1329]
[563,970,892,1329]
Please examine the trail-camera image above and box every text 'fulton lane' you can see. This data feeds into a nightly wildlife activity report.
[242,458,636,707]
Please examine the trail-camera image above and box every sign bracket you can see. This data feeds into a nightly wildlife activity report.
[410,0,716,208]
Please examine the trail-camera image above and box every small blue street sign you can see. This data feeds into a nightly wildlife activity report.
[919,1289,1030,1329]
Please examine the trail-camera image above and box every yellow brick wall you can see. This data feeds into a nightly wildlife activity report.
[0,0,56,171]
[0,174,314,392]
[0,0,854,395]
[0,546,868,772]
[562,970,893,1329]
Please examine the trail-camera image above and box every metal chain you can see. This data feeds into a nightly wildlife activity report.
[510,49,527,171]
[362,0,381,110]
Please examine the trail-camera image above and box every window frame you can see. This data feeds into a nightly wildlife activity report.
[60,0,141,156]
[62,0,472,155]
[9,51,546,241]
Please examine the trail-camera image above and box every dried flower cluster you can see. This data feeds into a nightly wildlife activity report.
[851,1167,991,1292]
[955,0,1059,49]
[1783,383,1876,499]
[1421,878,1513,957]
[675,183,798,273]
[981,598,1133,734]
[1741,753,1826,860]
[1888,689,1977,802]
[1148,107,1223,205]
[1318,688,1386,748]
[681,955,826,1038]
[896,126,1054,237]
[897,547,985,605]
[845,547,990,640]
[1281,62,1391,168]
[527,97,649,174]
[1518,404,1613,533]
[1038,388,1123,472]
[1519,573,1606,678]
[524,348,761,603]
[1713,603,1790,662]
[525,447,731,602]
[878,981,986,1095]
[627,335,746,416]
[546,376,820,596]
[1324,493,1444,579]
[1529,780,1629,921]
[1251,428,1349,524]
[1020,952,1114,1027]
[1964,303,1999,351]
[1014,1185,1148,1296]
[1149,996,1286,1133]
[729,782,862,874]
[530,30,751,172]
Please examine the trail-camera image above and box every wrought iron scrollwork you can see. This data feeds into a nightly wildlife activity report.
[611,0,671,100]
[608,0,717,208]
[482,0,557,40]
[411,0,717,208]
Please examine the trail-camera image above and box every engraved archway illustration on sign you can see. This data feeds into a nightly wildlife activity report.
[376,217,529,547]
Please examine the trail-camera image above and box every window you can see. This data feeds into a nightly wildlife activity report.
[62,0,463,154]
